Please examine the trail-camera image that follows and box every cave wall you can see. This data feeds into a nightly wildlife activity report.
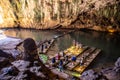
[0,0,120,31]
[72,2,120,31]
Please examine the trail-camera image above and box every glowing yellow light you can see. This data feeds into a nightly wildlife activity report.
[108,29,116,33]
[64,45,83,55]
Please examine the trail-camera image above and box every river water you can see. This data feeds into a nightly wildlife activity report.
[2,29,120,69]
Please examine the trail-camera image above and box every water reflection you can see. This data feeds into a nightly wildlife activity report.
[4,29,62,41]
[3,29,120,69]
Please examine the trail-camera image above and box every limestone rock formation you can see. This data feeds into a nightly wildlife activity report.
[0,0,120,31]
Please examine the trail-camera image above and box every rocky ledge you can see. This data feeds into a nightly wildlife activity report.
[80,57,120,80]
[0,54,120,80]
[0,37,64,80]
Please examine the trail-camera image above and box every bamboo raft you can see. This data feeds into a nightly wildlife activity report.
[73,49,101,73]
[47,45,88,67]
[63,46,88,66]
[39,39,55,53]
[63,45,101,75]
[65,47,96,71]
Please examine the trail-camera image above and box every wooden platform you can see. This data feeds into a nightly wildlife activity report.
[64,45,88,56]
[73,49,101,73]
[65,47,96,71]
[61,45,101,76]
[38,39,56,53]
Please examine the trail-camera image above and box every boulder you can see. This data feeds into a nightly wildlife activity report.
[23,38,37,52]
[102,68,120,80]
[80,57,120,80]
[80,69,100,80]
[23,38,38,61]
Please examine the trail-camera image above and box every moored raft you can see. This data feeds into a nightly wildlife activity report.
[38,39,55,53]
[65,47,96,71]
[73,49,101,73]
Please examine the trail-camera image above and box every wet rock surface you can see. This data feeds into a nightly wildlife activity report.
[80,57,120,80]
[0,37,22,50]
[11,60,30,71]
[3,49,21,59]
[0,36,23,60]
[0,65,46,80]
[0,38,58,80]
[0,49,14,59]
[80,69,100,80]
[0,56,48,80]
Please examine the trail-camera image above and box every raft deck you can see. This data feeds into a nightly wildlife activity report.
[62,45,101,77]
[73,49,101,73]
[65,47,96,71]
[39,39,55,53]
